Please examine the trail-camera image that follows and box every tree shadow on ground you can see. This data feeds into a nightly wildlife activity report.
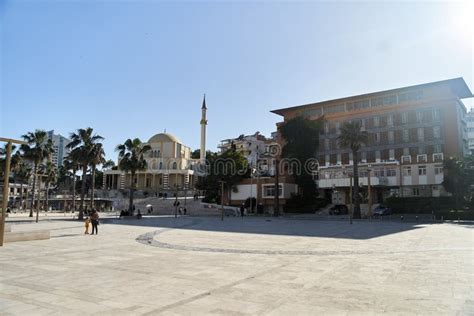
[103,215,429,240]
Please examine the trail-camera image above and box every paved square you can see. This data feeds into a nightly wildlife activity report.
[1,216,473,315]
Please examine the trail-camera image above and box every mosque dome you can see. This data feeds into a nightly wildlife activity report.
[147,133,182,144]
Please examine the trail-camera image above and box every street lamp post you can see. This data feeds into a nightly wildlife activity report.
[174,184,178,218]
[367,164,372,219]
[219,180,225,221]
[349,174,353,224]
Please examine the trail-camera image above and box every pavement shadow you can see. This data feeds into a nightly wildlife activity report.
[103,216,427,240]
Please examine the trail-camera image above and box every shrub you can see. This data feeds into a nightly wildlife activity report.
[385,197,456,214]
[283,194,328,213]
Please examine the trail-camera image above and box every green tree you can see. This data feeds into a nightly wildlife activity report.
[0,143,19,180]
[279,116,324,203]
[116,138,151,212]
[196,149,248,203]
[20,130,53,217]
[14,161,32,211]
[443,155,474,209]
[39,161,57,212]
[338,121,368,219]
[89,143,106,209]
[103,159,116,170]
[66,128,104,220]
[63,150,81,212]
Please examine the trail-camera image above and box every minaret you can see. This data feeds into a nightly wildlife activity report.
[200,94,207,163]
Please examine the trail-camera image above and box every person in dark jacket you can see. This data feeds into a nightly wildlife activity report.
[91,210,100,235]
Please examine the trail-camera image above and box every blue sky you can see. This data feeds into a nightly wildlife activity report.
[1,1,473,161]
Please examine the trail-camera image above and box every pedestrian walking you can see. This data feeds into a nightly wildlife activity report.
[240,204,245,218]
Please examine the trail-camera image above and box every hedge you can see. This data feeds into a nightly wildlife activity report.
[385,197,457,214]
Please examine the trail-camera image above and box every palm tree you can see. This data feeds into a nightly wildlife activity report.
[63,151,81,212]
[14,161,32,211]
[0,144,18,178]
[39,161,57,213]
[20,130,53,217]
[89,143,106,209]
[66,128,104,220]
[103,159,116,170]
[338,121,368,219]
[116,138,151,212]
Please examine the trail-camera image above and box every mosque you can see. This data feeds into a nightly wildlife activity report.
[102,97,207,195]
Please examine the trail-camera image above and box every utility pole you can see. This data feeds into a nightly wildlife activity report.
[349,175,353,225]
[367,166,372,219]
[174,184,178,218]
[1,137,27,247]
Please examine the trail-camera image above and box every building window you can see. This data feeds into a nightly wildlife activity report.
[159,162,163,169]
[433,126,441,139]
[418,165,427,175]
[374,133,380,144]
[371,97,383,107]
[432,108,440,121]
[401,155,411,164]
[354,100,370,110]
[388,131,394,144]
[374,116,380,127]
[324,139,329,150]
[417,154,427,163]
[433,153,444,162]
[417,128,424,141]
[375,150,381,161]
[264,185,282,198]
[413,188,420,196]
[389,149,395,160]
[324,123,329,134]
[434,165,443,175]
[335,122,340,134]
[402,112,408,124]
[374,168,385,177]
[383,95,397,105]
[403,130,409,142]
[386,168,396,177]
[416,111,423,123]
[387,114,394,127]
[403,166,411,176]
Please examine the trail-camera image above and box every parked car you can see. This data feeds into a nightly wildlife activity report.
[373,205,392,216]
[329,204,349,215]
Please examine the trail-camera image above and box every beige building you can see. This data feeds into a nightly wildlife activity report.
[103,133,196,194]
[272,77,473,203]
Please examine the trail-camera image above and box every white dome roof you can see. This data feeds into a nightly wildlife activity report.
[147,133,181,144]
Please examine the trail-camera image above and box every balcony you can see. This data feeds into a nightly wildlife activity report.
[318,176,393,188]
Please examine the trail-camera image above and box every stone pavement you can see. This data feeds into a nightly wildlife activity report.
[1,216,473,315]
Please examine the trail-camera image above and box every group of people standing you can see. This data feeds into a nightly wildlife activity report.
[84,210,100,235]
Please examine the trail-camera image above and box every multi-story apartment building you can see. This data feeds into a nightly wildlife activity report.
[219,131,277,174]
[47,130,71,168]
[467,108,474,155]
[272,78,472,203]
